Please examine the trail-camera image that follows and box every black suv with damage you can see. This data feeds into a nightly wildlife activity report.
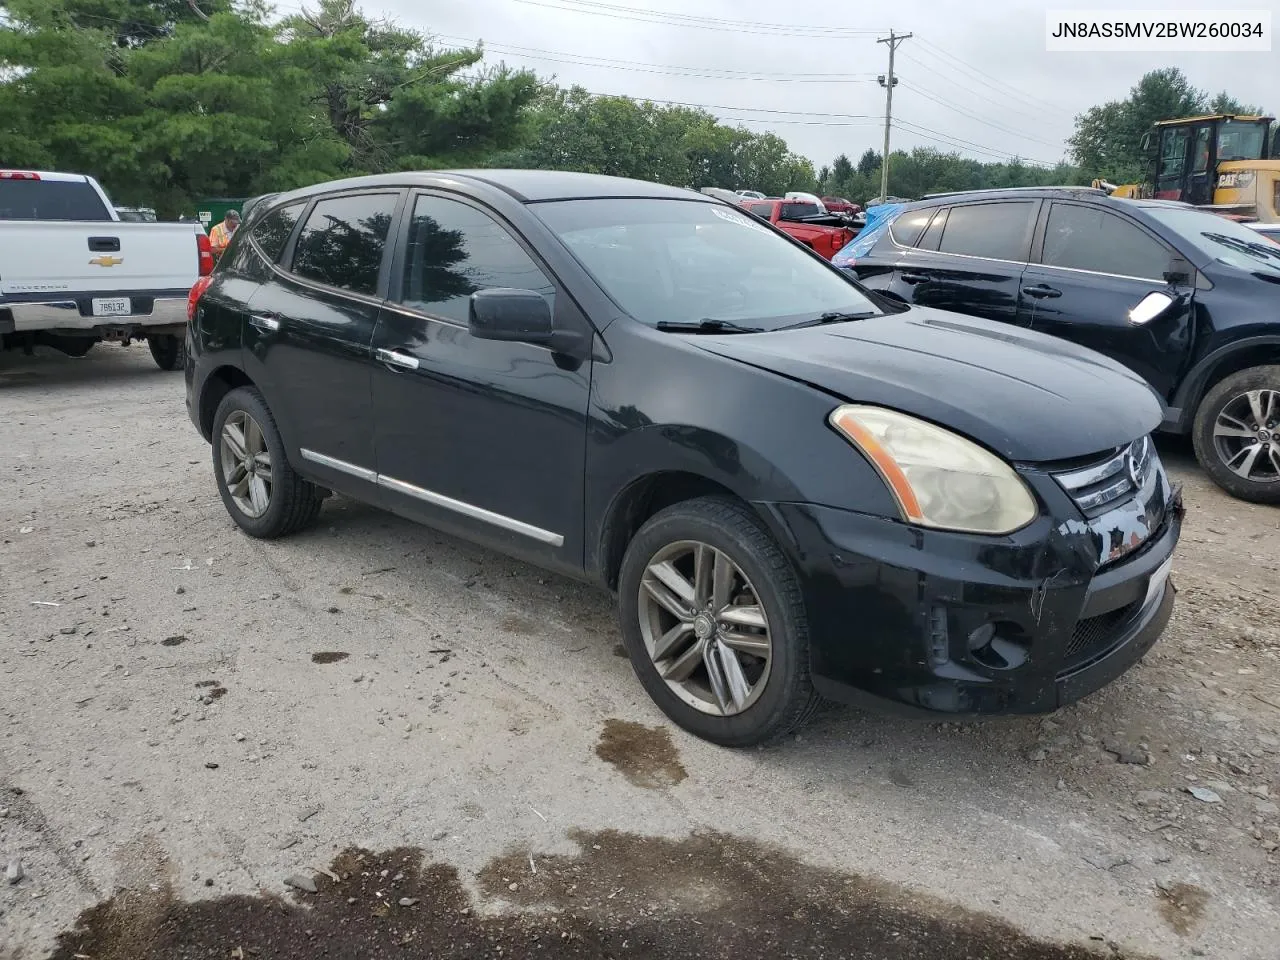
[185,171,1183,746]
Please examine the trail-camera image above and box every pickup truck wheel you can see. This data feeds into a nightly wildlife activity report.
[617,496,821,747]
[1193,365,1280,504]
[148,334,185,371]
[211,387,324,538]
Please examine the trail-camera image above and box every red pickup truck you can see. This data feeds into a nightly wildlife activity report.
[741,199,856,260]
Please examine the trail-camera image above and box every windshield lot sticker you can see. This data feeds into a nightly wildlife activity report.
[711,207,769,231]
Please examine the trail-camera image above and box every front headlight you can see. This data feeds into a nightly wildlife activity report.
[828,404,1037,535]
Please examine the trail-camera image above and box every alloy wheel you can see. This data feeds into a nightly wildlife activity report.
[636,540,773,716]
[219,410,273,518]
[1212,388,1280,484]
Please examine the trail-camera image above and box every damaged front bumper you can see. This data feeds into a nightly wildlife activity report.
[759,459,1184,716]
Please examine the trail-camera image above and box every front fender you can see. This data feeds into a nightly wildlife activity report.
[1167,334,1280,432]
[582,335,904,578]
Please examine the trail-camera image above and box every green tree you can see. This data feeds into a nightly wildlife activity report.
[0,0,541,214]
[1069,67,1267,182]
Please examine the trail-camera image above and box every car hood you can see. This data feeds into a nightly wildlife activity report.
[696,307,1163,462]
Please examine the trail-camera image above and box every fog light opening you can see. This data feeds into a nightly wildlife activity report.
[968,622,1029,671]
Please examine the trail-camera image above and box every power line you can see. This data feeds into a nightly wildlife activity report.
[510,0,888,38]
[515,0,886,33]
[892,119,1058,166]
[895,52,1067,130]
[898,79,1067,150]
[569,88,1059,166]
[579,91,882,120]
[912,36,1076,116]
[441,35,880,82]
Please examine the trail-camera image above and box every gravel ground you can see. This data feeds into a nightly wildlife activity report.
[1,343,1277,960]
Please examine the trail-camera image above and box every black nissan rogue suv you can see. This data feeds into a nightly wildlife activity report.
[185,170,1183,747]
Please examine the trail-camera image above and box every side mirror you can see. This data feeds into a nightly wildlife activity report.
[469,288,553,344]
[1128,291,1175,326]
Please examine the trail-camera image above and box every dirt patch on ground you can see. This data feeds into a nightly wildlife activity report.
[595,719,688,789]
[310,651,349,664]
[49,830,1145,960]
[1155,882,1210,936]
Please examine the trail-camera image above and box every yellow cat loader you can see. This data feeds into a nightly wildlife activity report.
[1096,114,1280,222]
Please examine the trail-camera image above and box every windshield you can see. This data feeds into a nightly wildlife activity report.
[0,179,111,220]
[1145,206,1280,274]
[533,198,879,330]
[1216,119,1268,162]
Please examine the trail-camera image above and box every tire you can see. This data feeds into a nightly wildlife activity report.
[148,334,185,371]
[1192,365,1280,504]
[211,386,324,538]
[617,495,820,747]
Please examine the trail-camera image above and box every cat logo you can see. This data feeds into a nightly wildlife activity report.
[89,255,124,267]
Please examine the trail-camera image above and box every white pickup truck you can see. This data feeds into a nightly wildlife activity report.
[0,169,212,369]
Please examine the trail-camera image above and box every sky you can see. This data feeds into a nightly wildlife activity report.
[353,0,1275,170]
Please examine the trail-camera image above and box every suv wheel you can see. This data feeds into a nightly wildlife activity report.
[148,334,185,371]
[211,386,325,538]
[617,496,820,747]
[1192,365,1280,503]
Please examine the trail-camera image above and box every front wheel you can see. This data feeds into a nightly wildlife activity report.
[1192,365,1280,503]
[617,496,820,747]
[148,334,185,371]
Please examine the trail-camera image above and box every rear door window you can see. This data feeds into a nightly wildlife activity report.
[748,202,774,219]
[250,202,305,264]
[936,201,1037,262]
[1041,203,1171,280]
[290,193,399,295]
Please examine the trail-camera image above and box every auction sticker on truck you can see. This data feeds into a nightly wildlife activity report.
[91,297,131,317]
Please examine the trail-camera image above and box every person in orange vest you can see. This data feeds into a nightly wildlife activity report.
[209,209,240,259]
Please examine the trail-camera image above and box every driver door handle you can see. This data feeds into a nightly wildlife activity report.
[900,272,930,285]
[376,347,420,371]
[1022,284,1062,299]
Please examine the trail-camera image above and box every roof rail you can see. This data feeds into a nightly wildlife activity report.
[920,186,1107,200]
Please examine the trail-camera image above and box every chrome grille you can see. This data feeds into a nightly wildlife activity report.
[1053,436,1154,517]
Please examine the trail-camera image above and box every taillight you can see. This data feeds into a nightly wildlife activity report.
[187,275,213,322]
[197,232,214,276]
[0,170,40,180]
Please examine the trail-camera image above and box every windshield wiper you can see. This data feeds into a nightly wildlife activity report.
[654,318,764,334]
[781,310,878,330]
[1203,232,1280,262]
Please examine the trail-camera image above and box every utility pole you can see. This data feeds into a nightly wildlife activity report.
[876,30,911,203]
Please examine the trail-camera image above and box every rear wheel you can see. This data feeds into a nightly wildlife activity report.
[617,496,820,747]
[211,386,325,538]
[1192,365,1280,503]
[148,334,185,371]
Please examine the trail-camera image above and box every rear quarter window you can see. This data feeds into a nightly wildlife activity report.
[888,208,935,247]
[250,202,305,264]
